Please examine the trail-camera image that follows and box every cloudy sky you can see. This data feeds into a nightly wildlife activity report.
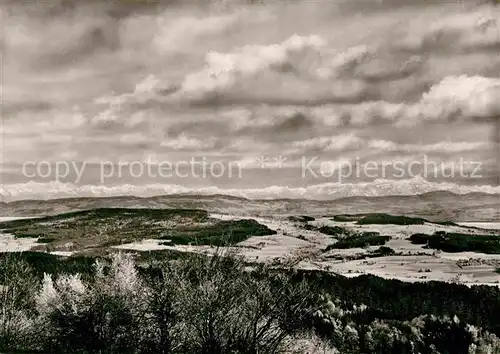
[1,0,500,201]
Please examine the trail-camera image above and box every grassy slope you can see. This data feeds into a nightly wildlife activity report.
[0,208,276,249]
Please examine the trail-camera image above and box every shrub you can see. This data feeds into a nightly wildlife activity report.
[409,233,432,245]
[318,226,351,237]
[37,237,57,243]
[288,215,316,223]
[370,246,396,257]
[5,248,500,353]
[0,253,39,351]
[149,251,318,353]
[36,253,151,353]
[0,252,96,279]
[30,251,318,353]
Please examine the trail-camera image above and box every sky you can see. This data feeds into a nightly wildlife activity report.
[1,0,500,201]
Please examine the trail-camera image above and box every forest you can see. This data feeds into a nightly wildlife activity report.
[1,250,500,353]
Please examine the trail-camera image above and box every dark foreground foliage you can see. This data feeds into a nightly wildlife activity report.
[0,252,320,354]
[1,251,500,353]
[0,252,97,279]
[291,270,500,337]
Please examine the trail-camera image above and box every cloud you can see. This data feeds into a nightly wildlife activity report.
[81,72,500,165]
[290,134,364,154]
[2,177,500,202]
[3,0,499,194]
[255,75,500,128]
[421,75,500,119]
[118,133,152,148]
[160,134,217,151]
[82,7,500,139]
[153,12,244,54]
[287,134,489,156]
[368,140,489,153]
[223,138,275,153]
[5,6,119,71]
[395,6,500,54]
[175,35,368,105]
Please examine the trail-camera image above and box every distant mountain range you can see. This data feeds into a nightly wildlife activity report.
[1,191,499,221]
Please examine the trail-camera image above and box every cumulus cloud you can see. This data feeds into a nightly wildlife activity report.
[395,6,500,54]
[160,134,217,151]
[287,134,489,156]
[83,8,500,137]
[421,75,500,119]
[245,75,500,129]
[3,0,500,199]
[118,133,152,147]
[5,10,117,70]
[223,138,275,153]
[176,34,368,104]
[290,134,364,154]
[153,12,243,54]
[368,140,489,153]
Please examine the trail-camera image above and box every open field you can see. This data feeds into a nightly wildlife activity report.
[2,208,500,353]
[2,208,500,287]
[2,191,500,221]
[458,222,500,230]
[0,209,276,254]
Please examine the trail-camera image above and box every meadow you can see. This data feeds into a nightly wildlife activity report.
[2,208,500,353]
